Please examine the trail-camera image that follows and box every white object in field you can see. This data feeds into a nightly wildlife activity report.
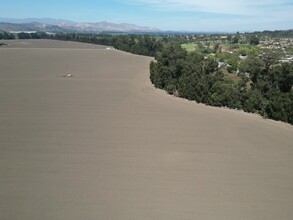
[65,73,73,77]
[64,64,72,77]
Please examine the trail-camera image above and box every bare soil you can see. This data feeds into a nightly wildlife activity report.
[0,40,292,220]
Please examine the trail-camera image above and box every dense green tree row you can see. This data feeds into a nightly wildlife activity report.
[150,44,293,124]
[0,31,49,40]
[0,31,15,39]
[0,32,163,56]
[50,33,163,56]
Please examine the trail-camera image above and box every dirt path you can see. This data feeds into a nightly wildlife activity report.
[0,40,292,220]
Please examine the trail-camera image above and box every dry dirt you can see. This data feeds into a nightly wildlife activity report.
[0,39,292,220]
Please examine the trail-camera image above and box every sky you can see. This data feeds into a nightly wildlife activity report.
[0,0,292,32]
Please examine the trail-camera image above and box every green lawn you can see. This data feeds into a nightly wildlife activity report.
[181,43,198,52]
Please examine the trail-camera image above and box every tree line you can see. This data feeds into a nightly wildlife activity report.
[0,31,15,39]
[150,44,293,124]
[0,31,162,57]
[51,33,163,56]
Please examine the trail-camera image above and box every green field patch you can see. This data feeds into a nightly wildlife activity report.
[181,43,198,52]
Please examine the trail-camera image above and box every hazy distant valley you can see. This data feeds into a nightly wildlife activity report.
[0,17,160,33]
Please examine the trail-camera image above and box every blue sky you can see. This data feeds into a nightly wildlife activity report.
[0,0,292,32]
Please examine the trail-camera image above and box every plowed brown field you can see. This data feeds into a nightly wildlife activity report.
[1,40,292,220]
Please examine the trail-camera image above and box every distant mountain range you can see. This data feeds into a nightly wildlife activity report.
[0,17,160,33]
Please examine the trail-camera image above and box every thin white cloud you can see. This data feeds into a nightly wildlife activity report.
[121,0,293,31]
[125,0,292,15]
